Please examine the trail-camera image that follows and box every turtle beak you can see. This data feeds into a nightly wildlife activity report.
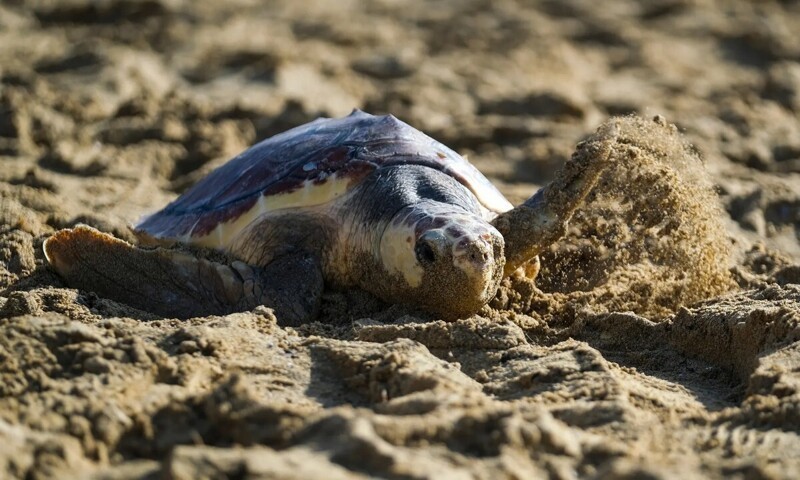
[452,232,505,304]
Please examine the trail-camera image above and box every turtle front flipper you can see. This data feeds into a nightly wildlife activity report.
[492,120,620,276]
[44,226,323,324]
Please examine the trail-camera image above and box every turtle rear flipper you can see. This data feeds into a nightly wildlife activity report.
[44,226,323,325]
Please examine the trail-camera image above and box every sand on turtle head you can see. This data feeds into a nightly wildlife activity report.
[495,115,736,323]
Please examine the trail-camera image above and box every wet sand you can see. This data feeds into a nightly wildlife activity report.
[1,0,800,478]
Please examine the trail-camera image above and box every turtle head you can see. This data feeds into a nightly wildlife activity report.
[378,202,505,319]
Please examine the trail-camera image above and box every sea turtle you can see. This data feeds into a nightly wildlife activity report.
[44,110,617,325]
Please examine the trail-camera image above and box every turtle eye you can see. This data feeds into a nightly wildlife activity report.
[415,240,437,264]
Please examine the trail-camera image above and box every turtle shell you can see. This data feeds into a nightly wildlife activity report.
[137,110,513,246]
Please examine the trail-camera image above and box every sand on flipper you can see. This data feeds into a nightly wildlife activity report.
[490,115,736,335]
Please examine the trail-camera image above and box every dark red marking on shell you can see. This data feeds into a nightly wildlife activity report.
[137,211,201,241]
[191,196,259,237]
[136,110,507,240]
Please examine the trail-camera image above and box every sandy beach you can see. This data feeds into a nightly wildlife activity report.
[1,0,800,478]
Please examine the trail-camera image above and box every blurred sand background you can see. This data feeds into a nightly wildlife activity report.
[1,0,800,478]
